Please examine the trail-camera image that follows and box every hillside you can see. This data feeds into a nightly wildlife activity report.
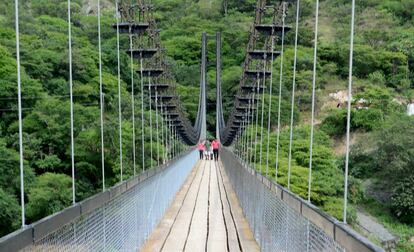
[0,0,413,250]
[152,1,414,249]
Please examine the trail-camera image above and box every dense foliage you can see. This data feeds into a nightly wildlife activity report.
[0,0,413,250]
[0,0,172,232]
[350,116,414,222]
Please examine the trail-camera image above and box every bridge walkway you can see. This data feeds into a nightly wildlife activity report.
[141,159,259,252]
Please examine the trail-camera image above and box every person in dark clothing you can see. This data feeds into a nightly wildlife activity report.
[211,139,220,161]
[197,141,205,160]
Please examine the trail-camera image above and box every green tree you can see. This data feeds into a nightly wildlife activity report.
[375,116,414,184]
[26,172,72,223]
[0,189,20,237]
[0,45,43,130]
[0,138,35,196]
[350,115,414,223]
[391,176,414,224]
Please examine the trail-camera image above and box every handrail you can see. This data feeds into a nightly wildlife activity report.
[220,148,384,252]
[0,149,193,251]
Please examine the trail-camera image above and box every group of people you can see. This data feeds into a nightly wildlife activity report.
[197,139,220,161]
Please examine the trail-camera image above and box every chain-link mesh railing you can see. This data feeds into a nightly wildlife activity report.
[21,151,197,252]
[221,148,345,252]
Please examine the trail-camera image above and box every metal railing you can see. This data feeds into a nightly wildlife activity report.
[0,151,197,252]
[221,148,383,252]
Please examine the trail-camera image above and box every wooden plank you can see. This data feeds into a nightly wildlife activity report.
[216,162,242,252]
[141,160,259,252]
[218,161,260,252]
[207,161,227,252]
[183,159,211,251]
[140,161,203,252]
[161,161,207,251]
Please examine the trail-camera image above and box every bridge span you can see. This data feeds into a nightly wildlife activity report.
[0,0,388,251]
[0,149,382,252]
[142,159,259,252]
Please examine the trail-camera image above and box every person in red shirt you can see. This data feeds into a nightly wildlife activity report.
[197,141,205,160]
[211,139,220,161]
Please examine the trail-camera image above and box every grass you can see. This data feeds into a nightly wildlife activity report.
[352,224,383,248]
[358,198,414,252]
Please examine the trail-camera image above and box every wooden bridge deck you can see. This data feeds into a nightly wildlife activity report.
[141,160,260,252]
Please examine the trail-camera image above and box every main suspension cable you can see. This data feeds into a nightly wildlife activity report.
[160,102,166,163]
[241,115,246,163]
[235,126,239,157]
[265,31,275,177]
[140,54,145,172]
[155,90,160,166]
[246,102,250,165]
[259,52,267,173]
[169,117,173,158]
[15,0,25,228]
[167,114,171,160]
[249,95,256,166]
[115,1,123,182]
[67,0,76,204]
[173,121,176,158]
[247,99,253,167]
[243,105,248,165]
[245,110,250,166]
[130,34,137,177]
[148,74,153,168]
[241,124,245,158]
[253,73,260,170]
[343,0,356,224]
[98,0,105,191]
[287,0,301,191]
[275,3,287,184]
[305,0,320,199]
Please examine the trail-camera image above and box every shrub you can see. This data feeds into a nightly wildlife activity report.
[391,176,414,224]
[368,71,386,86]
[353,108,383,131]
[26,173,72,223]
[0,189,20,236]
[322,197,357,224]
[320,110,348,136]
[350,116,414,221]
[321,108,384,136]
[349,148,377,179]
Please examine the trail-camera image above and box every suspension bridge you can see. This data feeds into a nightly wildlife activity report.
[0,0,386,251]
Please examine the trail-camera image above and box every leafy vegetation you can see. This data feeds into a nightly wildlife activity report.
[350,116,414,224]
[231,0,413,250]
[0,188,20,237]
[26,172,72,222]
[359,198,414,252]
[0,0,181,232]
[0,0,413,250]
